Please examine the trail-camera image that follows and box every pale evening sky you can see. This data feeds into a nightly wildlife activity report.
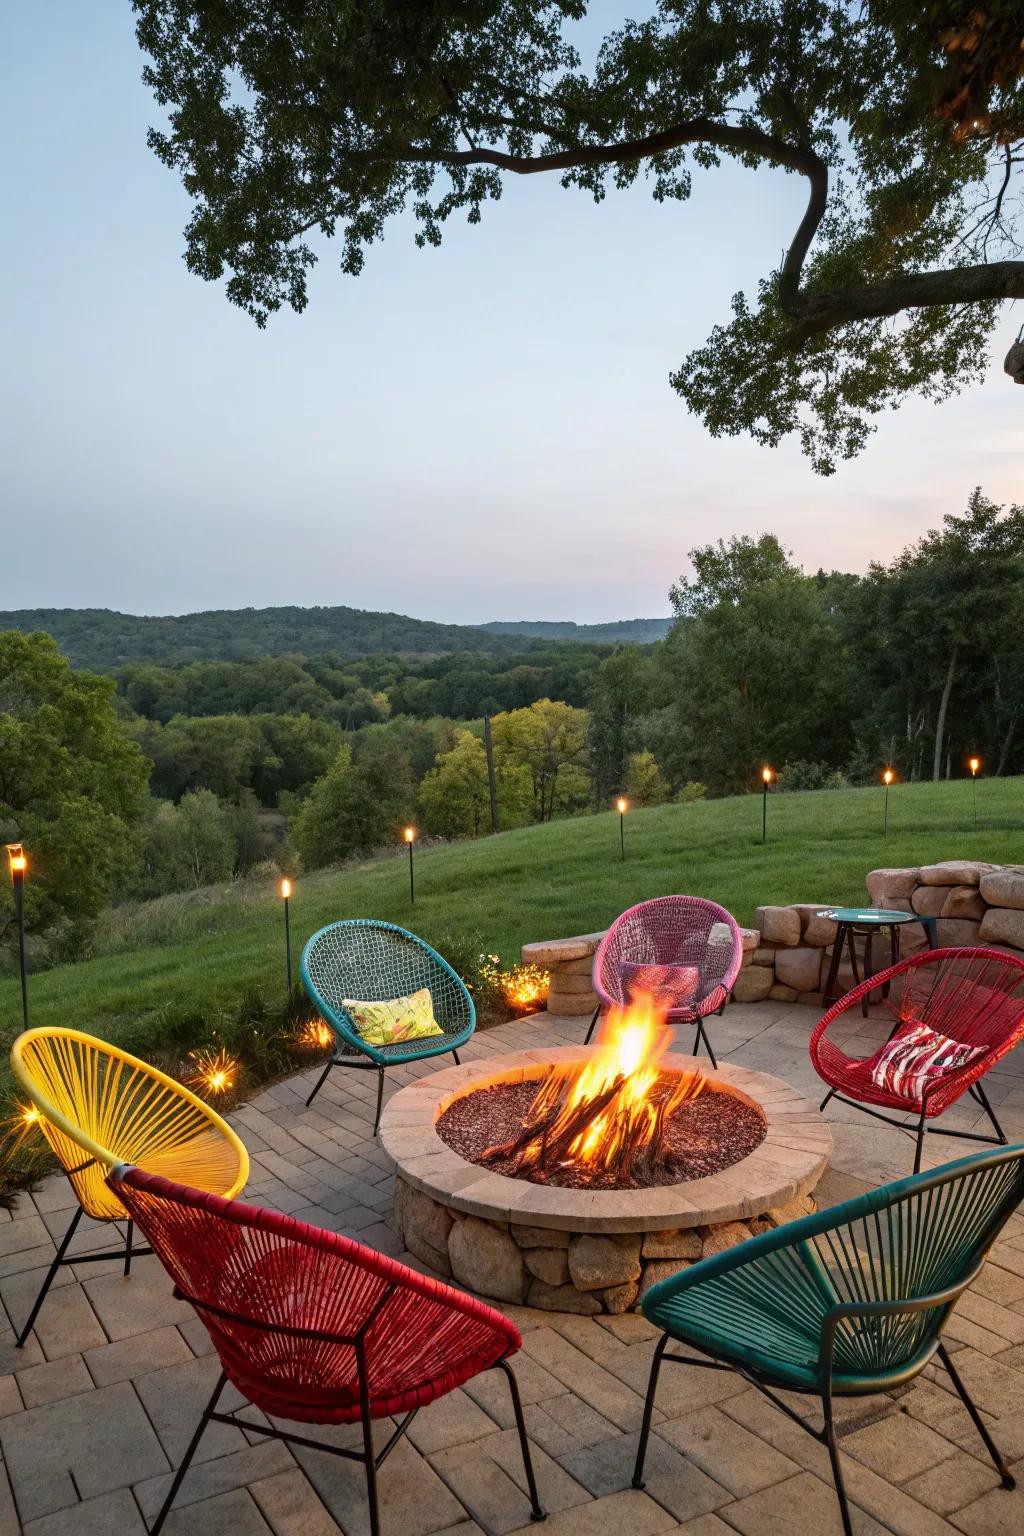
[2,2,1021,626]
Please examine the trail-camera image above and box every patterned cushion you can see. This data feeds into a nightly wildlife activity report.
[618,960,700,1011]
[869,1022,984,1098]
[343,988,444,1047]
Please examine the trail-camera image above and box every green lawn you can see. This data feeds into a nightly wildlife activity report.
[2,776,1022,1062]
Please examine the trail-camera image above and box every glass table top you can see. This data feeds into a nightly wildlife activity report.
[815,907,918,924]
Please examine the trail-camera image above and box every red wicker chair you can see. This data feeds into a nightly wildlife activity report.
[810,947,1024,1173]
[105,1166,545,1536]
[587,896,743,1066]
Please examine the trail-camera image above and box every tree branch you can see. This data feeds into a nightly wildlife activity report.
[358,116,1023,353]
[382,117,822,183]
[783,259,1024,344]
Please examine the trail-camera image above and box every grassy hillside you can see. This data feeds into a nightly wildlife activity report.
[3,777,1021,1061]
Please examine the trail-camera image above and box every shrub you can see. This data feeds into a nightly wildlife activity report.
[674,781,708,803]
[777,759,848,792]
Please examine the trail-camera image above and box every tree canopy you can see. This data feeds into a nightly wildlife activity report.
[0,632,149,946]
[134,0,1024,472]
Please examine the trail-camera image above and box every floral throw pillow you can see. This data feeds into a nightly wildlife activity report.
[869,1022,983,1098]
[618,960,700,1012]
[343,987,444,1047]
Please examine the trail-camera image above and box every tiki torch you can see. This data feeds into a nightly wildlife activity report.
[280,876,293,993]
[6,844,28,1030]
[404,826,416,904]
[761,767,773,844]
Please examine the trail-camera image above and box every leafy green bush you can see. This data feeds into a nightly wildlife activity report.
[674,781,708,803]
[778,760,848,792]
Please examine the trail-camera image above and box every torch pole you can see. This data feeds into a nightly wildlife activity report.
[283,892,292,994]
[13,867,28,1030]
[762,780,768,845]
[884,781,889,837]
[408,839,415,904]
[620,809,625,861]
[484,715,499,835]
[972,772,977,831]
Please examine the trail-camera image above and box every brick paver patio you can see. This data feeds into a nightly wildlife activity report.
[3,1000,1024,1535]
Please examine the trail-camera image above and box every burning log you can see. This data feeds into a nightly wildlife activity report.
[481,996,706,1188]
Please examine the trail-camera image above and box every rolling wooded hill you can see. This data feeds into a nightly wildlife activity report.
[0,605,666,669]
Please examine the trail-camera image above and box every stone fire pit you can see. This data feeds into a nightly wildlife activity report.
[381,1047,831,1314]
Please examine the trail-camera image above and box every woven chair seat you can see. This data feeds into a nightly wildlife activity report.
[11,1027,248,1221]
[593,896,742,1020]
[332,1029,467,1064]
[110,1168,520,1423]
[303,920,475,1068]
[644,1145,1024,1393]
[812,948,1024,1122]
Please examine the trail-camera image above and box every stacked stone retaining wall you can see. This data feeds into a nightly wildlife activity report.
[524,860,1024,1015]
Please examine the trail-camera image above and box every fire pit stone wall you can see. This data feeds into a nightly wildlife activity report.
[395,1175,818,1314]
[383,1051,830,1316]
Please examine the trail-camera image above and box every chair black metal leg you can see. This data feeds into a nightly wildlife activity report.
[16,1205,84,1347]
[372,1068,385,1136]
[694,1018,718,1070]
[819,1087,836,1112]
[124,1220,134,1278]
[971,1080,1008,1145]
[305,1058,333,1109]
[494,1358,546,1520]
[937,1342,1016,1488]
[914,1104,927,1174]
[452,1050,460,1065]
[822,1389,854,1536]
[632,1334,668,1488]
[356,1346,381,1536]
[150,1371,227,1535]
[584,1006,600,1045]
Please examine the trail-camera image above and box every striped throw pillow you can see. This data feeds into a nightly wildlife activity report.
[870,1022,982,1098]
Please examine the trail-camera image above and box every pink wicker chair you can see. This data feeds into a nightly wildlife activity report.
[587,896,743,1066]
[811,947,1024,1172]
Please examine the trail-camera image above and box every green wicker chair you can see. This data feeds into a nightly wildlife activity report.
[300,920,475,1132]
[634,1146,1024,1536]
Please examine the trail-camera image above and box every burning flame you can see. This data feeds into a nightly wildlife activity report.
[483,995,706,1187]
[187,1046,238,1097]
[296,1017,333,1050]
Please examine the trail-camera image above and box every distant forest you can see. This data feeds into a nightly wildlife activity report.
[4,488,1023,955]
[0,604,667,670]
[479,618,671,644]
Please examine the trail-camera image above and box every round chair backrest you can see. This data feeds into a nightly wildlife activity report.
[594,896,742,1010]
[10,1028,248,1221]
[645,1143,1024,1381]
[301,920,473,1043]
[892,947,1024,1052]
[108,1164,519,1419]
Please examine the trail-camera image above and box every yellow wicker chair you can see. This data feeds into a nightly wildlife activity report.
[10,1027,248,1346]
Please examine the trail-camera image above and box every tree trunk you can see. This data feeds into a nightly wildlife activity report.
[997,714,1018,776]
[933,646,958,782]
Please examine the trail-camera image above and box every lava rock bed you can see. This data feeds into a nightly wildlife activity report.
[435,1075,767,1189]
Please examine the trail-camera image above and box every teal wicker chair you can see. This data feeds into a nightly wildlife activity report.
[634,1146,1024,1536]
[301,920,475,1131]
